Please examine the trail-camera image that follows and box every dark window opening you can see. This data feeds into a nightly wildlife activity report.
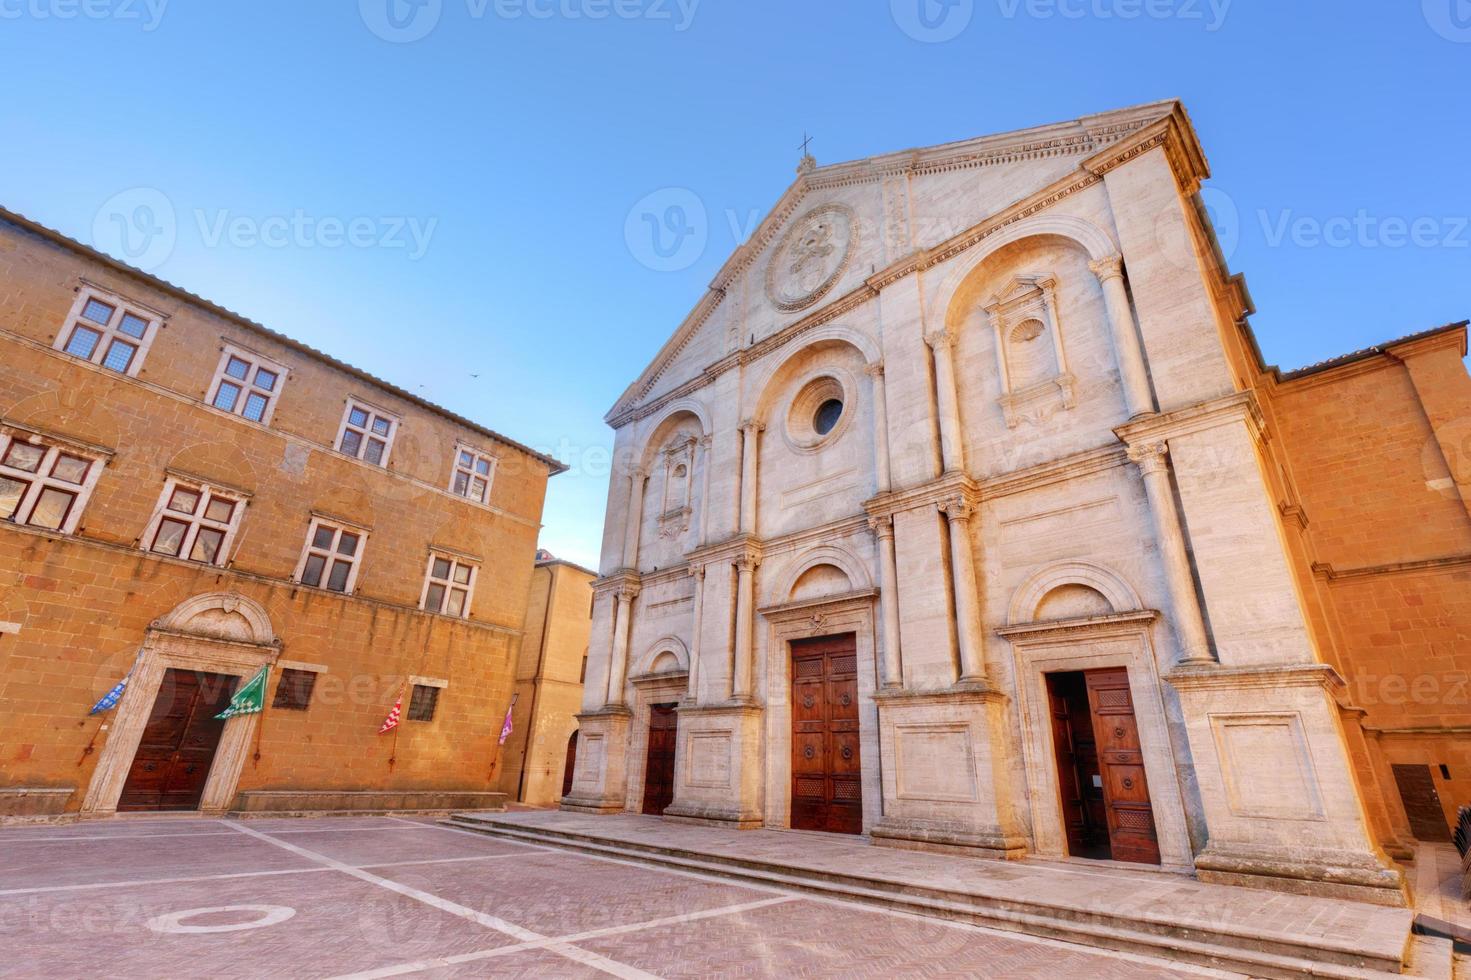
[271,668,317,711]
[408,684,440,722]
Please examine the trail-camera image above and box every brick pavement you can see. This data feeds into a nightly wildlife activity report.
[0,815,1231,978]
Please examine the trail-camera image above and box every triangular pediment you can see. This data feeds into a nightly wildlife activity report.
[606,99,1201,426]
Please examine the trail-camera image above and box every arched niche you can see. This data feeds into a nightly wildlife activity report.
[634,635,690,678]
[1007,559,1142,626]
[153,591,277,646]
[772,545,873,606]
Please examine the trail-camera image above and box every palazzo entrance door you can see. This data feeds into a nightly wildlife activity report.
[640,703,678,815]
[1046,667,1160,865]
[118,669,237,812]
[790,633,862,835]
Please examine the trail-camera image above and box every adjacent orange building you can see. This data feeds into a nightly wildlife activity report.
[0,207,565,819]
[498,551,595,807]
[1245,321,1471,847]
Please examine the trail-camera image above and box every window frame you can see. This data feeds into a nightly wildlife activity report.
[447,443,497,505]
[407,683,440,723]
[53,286,163,378]
[0,429,108,535]
[139,476,247,567]
[418,551,478,619]
[207,343,289,426]
[292,516,369,595]
[271,667,319,711]
[335,398,400,468]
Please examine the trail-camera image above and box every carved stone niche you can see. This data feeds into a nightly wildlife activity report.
[657,437,696,540]
[983,274,1075,429]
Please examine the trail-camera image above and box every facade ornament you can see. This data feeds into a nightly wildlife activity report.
[764,203,856,313]
[1088,254,1125,284]
[1126,441,1170,475]
[938,496,974,522]
[864,360,885,379]
[740,418,766,435]
[924,328,955,351]
[867,514,894,538]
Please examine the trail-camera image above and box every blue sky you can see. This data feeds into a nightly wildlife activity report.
[3,1,1467,568]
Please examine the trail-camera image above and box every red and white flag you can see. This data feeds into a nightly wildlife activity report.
[379,686,405,735]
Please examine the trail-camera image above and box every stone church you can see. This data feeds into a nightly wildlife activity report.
[566,100,1471,908]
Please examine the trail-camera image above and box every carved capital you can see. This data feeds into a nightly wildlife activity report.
[864,360,885,379]
[734,555,761,574]
[867,514,894,538]
[924,329,955,352]
[937,496,974,522]
[629,465,649,482]
[1088,254,1125,285]
[1126,441,1170,475]
[614,583,642,602]
[689,563,707,581]
[740,419,766,435]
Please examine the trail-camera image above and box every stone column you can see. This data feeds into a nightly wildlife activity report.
[731,554,758,702]
[1127,442,1213,664]
[604,584,639,706]
[738,421,763,535]
[1090,255,1156,419]
[696,434,714,546]
[939,497,988,684]
[925,329,966,473]
[866,362,893,493]
[686,565,705,701]
[621,467,647,569]
[869,515,903,689]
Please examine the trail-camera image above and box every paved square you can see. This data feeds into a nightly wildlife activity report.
[0,816,1237,978]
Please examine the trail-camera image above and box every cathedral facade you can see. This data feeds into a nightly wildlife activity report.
[566,100,1471,908]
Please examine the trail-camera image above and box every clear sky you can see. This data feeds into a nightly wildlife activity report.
[3,1,1467,568]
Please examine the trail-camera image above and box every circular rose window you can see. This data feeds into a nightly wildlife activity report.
[814,398,843,435]
[786,375,850,452]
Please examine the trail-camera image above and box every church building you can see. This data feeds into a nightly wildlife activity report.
[566,100,1471,908]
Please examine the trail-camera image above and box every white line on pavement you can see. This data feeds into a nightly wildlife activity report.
[328,895,799,980]
[225,822,661,980]
[0,866,333,896]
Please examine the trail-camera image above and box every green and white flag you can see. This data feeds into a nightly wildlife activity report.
[216,665,270,720]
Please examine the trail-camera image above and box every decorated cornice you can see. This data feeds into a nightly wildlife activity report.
[979,443,1128,499]
[606,101,1200,428]
[1113,390,1266,448]
[995,608,1158,642]
[1164,662,1343,693]
[591,568,642,596]
[865,469,980,521]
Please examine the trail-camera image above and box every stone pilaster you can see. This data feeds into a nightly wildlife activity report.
[925,328,966,473]
[866,361,893,493]
[738,420,763,535]
[868,515,903,689]
[1089,254,1156,418]
[1123,440,1213,665]
[938,495,990,686]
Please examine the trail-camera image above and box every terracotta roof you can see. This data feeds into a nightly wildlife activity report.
[1274,320,1469,381]
[0,206,568,475]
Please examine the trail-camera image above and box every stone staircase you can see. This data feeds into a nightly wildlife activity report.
[445,810,1448,979]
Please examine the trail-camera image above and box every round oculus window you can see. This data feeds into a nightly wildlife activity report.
[813,398,843,435]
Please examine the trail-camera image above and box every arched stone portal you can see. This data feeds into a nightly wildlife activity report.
[80,592,282,816]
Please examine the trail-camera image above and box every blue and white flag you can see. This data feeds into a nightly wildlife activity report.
[89,674,129,715]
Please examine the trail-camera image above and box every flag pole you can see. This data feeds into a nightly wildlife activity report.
[487,692,518,782]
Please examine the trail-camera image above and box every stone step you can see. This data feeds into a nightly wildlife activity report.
[446,813,1415,979]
